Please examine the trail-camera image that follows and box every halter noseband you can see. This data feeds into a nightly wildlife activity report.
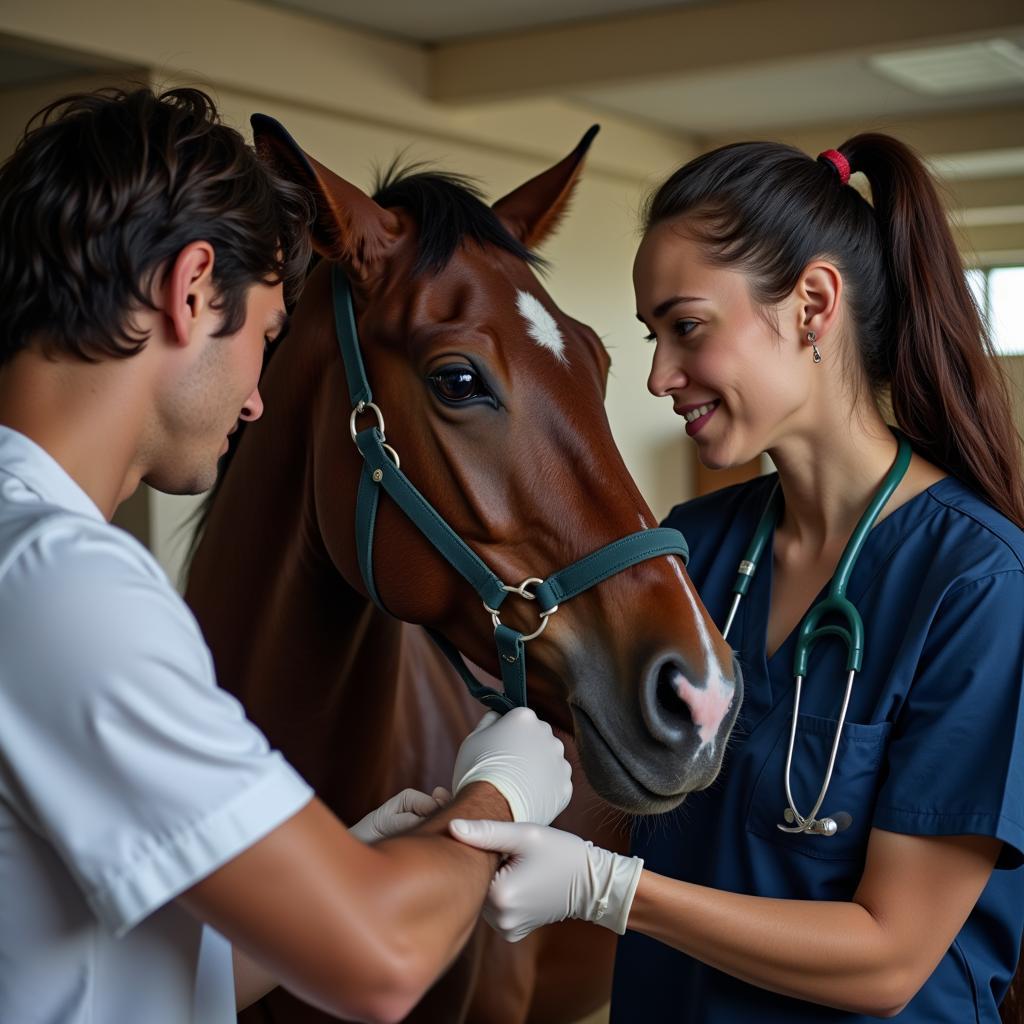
[333,264,690,714]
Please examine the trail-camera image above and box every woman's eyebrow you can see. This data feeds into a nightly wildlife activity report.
[648,295,708,320]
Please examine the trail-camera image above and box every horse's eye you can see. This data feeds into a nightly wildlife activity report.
[429,365,487,404]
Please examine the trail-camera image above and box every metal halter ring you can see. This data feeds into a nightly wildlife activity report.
[483,577,559,643]
[351,401,401,469]
[350,401,386,442]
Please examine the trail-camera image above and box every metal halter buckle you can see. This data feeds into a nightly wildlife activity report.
[350,401,400,468]
[483,577,560,643]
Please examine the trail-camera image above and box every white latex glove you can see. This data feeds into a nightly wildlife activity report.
[451,708,572,825]
[349,786,451,843]
[447,820,644,942]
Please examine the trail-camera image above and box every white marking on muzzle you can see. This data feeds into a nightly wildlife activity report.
[637,513,734,752]
[516,290,567,364]
[667,553,735,754]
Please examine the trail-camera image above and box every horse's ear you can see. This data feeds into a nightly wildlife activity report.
[492,125,599,249]
[251,114,400,280]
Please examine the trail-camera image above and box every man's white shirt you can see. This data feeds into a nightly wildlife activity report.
[0,425,313,1023]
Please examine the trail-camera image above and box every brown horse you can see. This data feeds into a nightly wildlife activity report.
[185,119,741,1023]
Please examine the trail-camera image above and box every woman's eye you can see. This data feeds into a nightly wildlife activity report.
[642,321,699,343]
[428,365,488,404]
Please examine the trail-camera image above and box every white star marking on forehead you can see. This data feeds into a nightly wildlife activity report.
[516,290,568,364]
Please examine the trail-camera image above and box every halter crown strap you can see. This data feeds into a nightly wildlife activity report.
[332,268,373,408]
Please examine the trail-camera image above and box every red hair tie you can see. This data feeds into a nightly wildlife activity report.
[818,149,851,185]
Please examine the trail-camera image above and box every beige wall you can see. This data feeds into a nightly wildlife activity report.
[1001,357,1024,431]
[3,1,1022,587]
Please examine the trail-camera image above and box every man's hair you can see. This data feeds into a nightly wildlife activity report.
[0,86,312,366]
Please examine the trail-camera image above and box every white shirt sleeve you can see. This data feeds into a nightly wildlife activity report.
[0,515,314,936]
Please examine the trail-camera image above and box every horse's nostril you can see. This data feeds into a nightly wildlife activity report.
[655,663,694,727]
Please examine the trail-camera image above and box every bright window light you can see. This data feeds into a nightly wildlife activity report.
[989,267,1024,356]
[966,268,987,313]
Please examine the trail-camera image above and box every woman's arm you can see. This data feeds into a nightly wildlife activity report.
[631,828,999,1017]
[451,819,1000,1018]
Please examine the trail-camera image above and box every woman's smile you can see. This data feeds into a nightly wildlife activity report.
[679,398,721,436]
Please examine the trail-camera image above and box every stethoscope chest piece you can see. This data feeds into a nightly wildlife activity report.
[782,808,852,836]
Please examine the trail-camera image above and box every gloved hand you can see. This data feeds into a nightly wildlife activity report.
[447,820,644,942]
[349,786,451,843]
[451,708,572,825]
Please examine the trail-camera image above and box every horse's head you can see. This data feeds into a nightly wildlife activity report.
[253,118,741,813]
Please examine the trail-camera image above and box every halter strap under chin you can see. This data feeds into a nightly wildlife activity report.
[332,263,690,713]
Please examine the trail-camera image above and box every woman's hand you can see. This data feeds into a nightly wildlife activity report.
[448,819,643,941]
[349,787,451,843]
[451,708,573,825]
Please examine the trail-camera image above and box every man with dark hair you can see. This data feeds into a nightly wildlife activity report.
[0,87,571,1023]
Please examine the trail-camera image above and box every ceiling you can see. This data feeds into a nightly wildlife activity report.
[574,45,1024,136]
[253,0,1024,141]
[259,0,706,43]
[2,0,1021,262]
[248,0,1024,262]
[0,44,94,88]
[5,3,1024,142]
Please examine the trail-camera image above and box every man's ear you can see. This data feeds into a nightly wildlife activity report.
[492,125,598,249]
[164,241,216,347]
[251,114,401,282]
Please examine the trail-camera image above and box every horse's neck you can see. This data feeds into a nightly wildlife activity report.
[187,351,407,792]
[186,312,476,816]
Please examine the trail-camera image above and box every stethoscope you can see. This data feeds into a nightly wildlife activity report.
[721,436,912,837]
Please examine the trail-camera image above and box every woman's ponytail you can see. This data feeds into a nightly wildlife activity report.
[842,133,1024,529]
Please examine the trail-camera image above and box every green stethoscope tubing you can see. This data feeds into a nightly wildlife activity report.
[722,436,913,836]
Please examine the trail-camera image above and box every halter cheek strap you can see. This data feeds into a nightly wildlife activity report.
[334,264,690,713]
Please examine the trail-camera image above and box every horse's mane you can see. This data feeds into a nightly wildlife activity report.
[181,163,544,577]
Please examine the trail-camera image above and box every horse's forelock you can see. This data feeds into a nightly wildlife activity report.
[371,162,547,278]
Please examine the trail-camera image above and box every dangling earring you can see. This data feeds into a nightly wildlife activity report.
[807,330,822,364]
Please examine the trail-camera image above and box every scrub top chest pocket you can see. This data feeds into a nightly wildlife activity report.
[745,712,892,861]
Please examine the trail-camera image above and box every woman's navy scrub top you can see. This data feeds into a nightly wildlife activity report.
[612,473,1024,1023]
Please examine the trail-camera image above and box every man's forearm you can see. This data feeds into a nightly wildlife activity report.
[370,782,510,977]
[234,945,280,1011]
[411,781,511,838]
[229,782,510,1016]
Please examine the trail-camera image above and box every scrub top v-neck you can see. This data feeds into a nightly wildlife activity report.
[612,472,1024,1024]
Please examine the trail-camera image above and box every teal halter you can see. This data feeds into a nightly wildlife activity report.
[333,264,690,714]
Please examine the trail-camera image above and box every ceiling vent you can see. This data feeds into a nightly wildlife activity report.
[869,39,1024,95]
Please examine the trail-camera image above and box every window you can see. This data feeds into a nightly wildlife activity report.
[967,266,1024,356]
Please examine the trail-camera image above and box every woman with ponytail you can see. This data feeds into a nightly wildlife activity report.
[449,135,1024,1022]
